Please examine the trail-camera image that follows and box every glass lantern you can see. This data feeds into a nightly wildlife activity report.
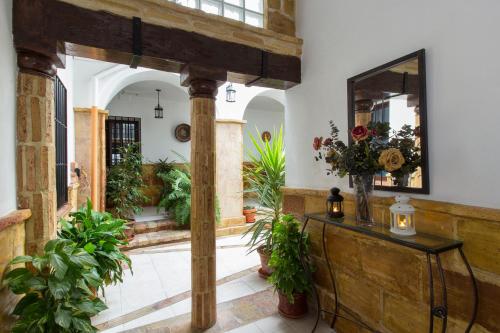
[226,83,236,103]
[390,195,416,236]
[326,187,344,218]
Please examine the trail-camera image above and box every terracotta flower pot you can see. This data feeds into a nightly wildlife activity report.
[243,208,257,223]
[257,245,273,279]
[278,291,308,319]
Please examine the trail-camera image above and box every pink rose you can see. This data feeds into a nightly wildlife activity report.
[313,137,323,151]
[351,126,369,141]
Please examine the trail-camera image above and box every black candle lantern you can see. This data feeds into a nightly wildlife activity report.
[326,187,344,218]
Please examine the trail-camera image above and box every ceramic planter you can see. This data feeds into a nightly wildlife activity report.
[278,291,308,319]
[243,208,257,223]
[257,245,273,279]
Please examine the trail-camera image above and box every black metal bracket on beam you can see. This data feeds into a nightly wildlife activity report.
[130,17,142,69]
[246,51,268,86]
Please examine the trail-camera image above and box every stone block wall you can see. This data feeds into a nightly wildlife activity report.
[283,188,500,333]
[266,0,295,36]
[16,73,57,255]
[0,209,31,331]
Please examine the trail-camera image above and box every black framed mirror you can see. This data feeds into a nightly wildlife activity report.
[347,49,429,194]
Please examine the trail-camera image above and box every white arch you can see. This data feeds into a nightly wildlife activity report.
[93,66,188,109]
[241,88,285,119]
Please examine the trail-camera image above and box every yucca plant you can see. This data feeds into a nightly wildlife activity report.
[242,126,285,254]
[58,199,132,289]
[2,239,107,333]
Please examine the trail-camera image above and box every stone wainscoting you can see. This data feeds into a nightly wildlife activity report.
[0,209,31,331]
[283,187,500,333]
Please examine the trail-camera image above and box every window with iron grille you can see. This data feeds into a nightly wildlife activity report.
[55,76,68,209]
[106,116,141,166]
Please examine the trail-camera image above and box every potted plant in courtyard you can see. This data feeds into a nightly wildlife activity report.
[106,143,149,238]
[58,199,132,291]
[243,127,285,278]
[2,239,107,332]
[268,214,312,318]
[243,205,257,223]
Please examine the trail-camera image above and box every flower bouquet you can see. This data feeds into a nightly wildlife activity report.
[313,121,420,223]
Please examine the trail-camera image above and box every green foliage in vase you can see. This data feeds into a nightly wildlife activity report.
[242,127,285,254]
[157,152,220,226]
[268,214,312,303]
[58,199,132,290]
[106,143,149,219]
[2,239,106,333]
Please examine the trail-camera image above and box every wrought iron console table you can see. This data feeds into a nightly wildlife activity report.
[299,213,478,333]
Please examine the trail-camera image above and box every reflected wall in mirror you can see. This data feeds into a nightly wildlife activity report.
[347,49,429,194]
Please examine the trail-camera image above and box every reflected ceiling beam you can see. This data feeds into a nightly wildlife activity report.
[354,71,419,98]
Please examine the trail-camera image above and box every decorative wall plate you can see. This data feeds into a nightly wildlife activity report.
[175,123,191,142]
[261,131,272,142]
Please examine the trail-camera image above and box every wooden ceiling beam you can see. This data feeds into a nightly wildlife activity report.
[13,0,301,89]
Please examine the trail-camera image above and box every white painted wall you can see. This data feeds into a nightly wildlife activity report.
[107,81,191,163]
[243,97,285,161]
[286,0,500,209]
[0,0,18,216]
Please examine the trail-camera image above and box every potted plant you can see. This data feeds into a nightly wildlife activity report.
[268,214,312,319]
[243,127,285,279]
[243,205,257,223]
[106,143,149,238]
[58,199,132,290]
[2,239,107,332]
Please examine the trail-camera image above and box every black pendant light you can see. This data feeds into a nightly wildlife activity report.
[155,89,164,119]
[226,83,236,103]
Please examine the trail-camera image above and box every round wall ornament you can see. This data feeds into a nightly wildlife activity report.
[175,123,191,142]
[261,131,272,142]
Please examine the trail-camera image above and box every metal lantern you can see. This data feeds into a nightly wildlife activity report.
[390,195,416,236]
[154,89,164,119]
[326,187,344,218]
[226,83,236,103]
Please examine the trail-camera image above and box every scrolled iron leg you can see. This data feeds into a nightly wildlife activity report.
[435,253,448,333]
[298,218,320,333]
[458,247,478,333]
[426,253,435,333]
[322,223,339,329]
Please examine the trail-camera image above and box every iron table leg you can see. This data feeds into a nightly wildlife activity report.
[458,247,478,333]
[435,253,448,333]
[322,223,339,329]
[426,253,435,333]
[298,217,321,333]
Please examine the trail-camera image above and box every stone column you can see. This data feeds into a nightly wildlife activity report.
[16,51,57,255]
[181,65,225,330]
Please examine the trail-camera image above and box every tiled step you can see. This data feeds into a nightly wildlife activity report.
[133,219,177,234]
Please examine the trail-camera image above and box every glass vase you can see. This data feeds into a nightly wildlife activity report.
[352,174,374,225]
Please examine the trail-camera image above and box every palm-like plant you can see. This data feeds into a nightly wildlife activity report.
[243,126,285,254]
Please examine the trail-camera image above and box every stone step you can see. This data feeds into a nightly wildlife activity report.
[133,219,177,234]
[122,223,252,250]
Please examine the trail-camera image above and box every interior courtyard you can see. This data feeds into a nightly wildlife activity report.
[1,1,499,333]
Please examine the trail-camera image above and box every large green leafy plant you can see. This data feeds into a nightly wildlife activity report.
[59,199,132,289]
[268,214,312,303]
[106,143,149,219]
[243,127,285,254]
[2,239,106,333]
[157,167,192,226]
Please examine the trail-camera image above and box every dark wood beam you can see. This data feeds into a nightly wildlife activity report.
[354,71,419,99]
[13,0,301,89]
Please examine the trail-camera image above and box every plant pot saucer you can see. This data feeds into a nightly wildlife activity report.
[258,267,271,279]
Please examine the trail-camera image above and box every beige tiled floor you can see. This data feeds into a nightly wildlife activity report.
[94,235,333,333]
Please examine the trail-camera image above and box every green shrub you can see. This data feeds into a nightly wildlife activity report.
[59,199,132,289]
[243,127,285,254]
[2,239,107,333]
[157,168,192,226]
[268,214,312,303]
[106,143,149,219]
